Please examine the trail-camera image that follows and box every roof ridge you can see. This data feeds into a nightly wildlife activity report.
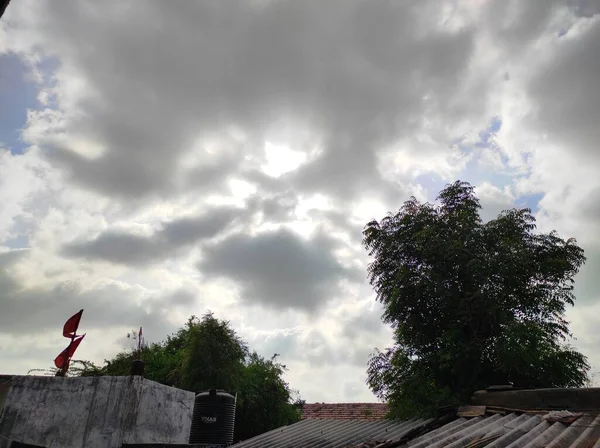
[303,402,388,405]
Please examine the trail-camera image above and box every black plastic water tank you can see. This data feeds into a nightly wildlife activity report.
[189,389,236,446]
[130,359,145,376]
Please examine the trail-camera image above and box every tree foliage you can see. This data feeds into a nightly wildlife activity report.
[363,181,589,418]
[180,313,248,393]
[235,353,304,440]
[73,312,303,441]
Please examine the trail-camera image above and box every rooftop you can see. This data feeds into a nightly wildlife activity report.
[234,410,600,448]
[232,417,430,448]
[234,387,600,447]
[301,403,389,421]
[354,411,600,448]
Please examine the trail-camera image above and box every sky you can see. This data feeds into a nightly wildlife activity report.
[0,0,599,402]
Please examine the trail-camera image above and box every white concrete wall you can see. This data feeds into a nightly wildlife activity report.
[0,375,195,448]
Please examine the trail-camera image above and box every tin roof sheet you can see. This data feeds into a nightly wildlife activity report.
[407,412,600,448]
[232,417,432,448]
[234,412,600,448]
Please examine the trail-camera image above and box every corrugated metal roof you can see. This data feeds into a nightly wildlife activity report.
[234,412,600,447]
[301,403,389,421]
[232,417,432,448]
[407,412,600,448]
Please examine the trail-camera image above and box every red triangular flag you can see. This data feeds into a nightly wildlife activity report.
[54,349,67,369]
[67,333,85,357]
[54,334,86,369]
[54,356,71,372]
[63,309,84,338]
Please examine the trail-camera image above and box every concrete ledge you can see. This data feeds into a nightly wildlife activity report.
[471,387,600,411]
[121,446,219,448]
[10,442,47,448]
[0,376,195,448]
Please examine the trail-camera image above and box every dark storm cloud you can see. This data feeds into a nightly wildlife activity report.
[198,228,362,311]
[19,0,481,202]
[62,206,242,266]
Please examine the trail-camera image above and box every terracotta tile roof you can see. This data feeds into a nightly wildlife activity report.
[300,402,388,421]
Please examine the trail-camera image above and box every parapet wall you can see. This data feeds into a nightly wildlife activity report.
[471,387,600,411]
[0,375,194,448]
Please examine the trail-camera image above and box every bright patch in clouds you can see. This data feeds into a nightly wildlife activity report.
[228,179,257,201]
[261,141,308,178]
[1,0,599,402]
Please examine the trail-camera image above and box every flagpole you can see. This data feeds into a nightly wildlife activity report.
[57,334,74,377]
[66,333,75,375]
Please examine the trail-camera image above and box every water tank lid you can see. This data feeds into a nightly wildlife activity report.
[195,389,236,402]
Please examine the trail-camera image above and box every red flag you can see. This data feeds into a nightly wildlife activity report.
[63,309,84,338]
[54,349,66,369]
[54,334,85,369]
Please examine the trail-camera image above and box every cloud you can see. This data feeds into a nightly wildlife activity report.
[62,206,243,266]
[199,227,362,312]
[0,250,185,337]
[342,308,386,343]
[252,303,393,402]
[573,245,600,306]
[246,312,389,372]
[476,182,516,221]
[526,13,600,161]
[4,0,487,205]
[245,190,299,223]
[1,0,600,402]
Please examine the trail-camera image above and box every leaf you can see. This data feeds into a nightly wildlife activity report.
[364,181,589,417]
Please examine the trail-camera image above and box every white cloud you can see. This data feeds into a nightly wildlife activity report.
[476,182,516,221]
[0,0,599,402]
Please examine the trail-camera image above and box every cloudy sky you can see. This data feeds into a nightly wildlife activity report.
[1,0,599,402]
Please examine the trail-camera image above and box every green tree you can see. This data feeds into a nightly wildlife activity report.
[181,312,248,393]
[363,181,589,418]
[72,312,301,441]
[75,341,183,385]
[235,353,304,441]
[71,328,185,386]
